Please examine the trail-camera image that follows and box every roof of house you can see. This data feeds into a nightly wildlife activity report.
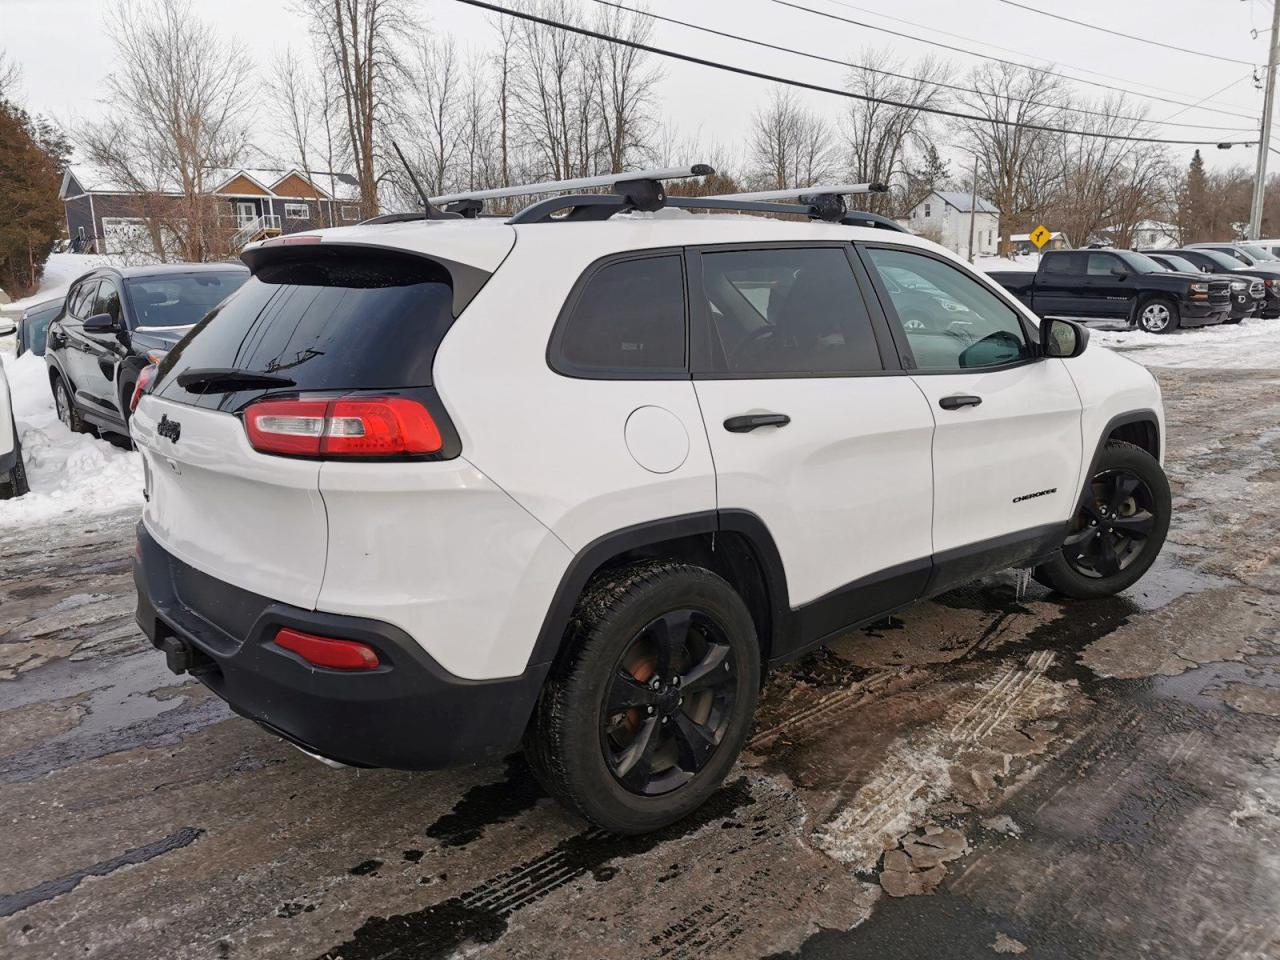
[926,190,999,215]
[61,163,360,201]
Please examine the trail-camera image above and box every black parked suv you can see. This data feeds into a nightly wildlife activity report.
[1144,251,1262,324]
[1141,248,1280,318]
[46,264,249,439]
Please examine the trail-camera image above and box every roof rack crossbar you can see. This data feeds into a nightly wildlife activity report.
[705,182,887,202]
[431,165,714,205]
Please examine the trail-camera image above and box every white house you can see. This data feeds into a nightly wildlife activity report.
[907,190,1000,259]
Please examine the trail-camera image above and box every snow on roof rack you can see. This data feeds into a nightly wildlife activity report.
[429,165,715,206]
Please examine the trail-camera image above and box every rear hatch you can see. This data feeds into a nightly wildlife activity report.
[132,228,514,614]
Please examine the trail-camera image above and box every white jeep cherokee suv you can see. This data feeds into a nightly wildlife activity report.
[131,173,1169,834]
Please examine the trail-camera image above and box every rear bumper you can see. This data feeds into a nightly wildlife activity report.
[133,523,548,770]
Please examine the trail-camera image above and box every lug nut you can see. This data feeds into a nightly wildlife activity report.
[647,706,655,715]
[661,716,669,724]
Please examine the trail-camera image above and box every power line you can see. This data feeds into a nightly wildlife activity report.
[996,0,1258,66]
[454,0,1257,147]
[590,0,1254,132]
[808,0,1259,115]
[768,0,1263,123]
[1158,74,1256,126]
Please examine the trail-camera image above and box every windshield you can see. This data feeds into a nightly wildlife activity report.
[125,272,249,328]
[1193,249,1248,270]
[1157,255,1201,274]
[1114,250,1165,274]
[1238,243,1279,262]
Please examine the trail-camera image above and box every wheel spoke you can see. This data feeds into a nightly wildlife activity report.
[679,642,731,693]
[1111,510,1154,538]
[1064,525,1099,548]
[670,711,718,773]
[1094,534,1122,576]
[649,610,692,677]
[606,668,657,713]
[1107,474,1141,513]
[615,716,662,788]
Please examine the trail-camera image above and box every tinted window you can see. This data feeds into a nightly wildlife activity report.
[154,252,456,410]
[1086,253,1122,276]
[1041,253,1080,275]
[20,301,60,356]
[69,280,99,319]
[697,247,881,375]
[866,247,1034,371]
[554,255,685,375]
[127,272,248,328]
[1186,249,1245,270]
[94,282,123,324]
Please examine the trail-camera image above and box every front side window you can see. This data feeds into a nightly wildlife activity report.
[1086,253,1122,276]
[696,246,882,375]
[70,280,100,319]
[865,247,1034,371]
[94,282,123,325]
[552,254,686,376]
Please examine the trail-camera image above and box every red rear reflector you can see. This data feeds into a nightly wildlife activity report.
[243,397,442,458]
[130,364,158,412]
[274,628,380,670]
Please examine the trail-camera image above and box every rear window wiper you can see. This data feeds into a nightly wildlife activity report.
[175,368,297,393]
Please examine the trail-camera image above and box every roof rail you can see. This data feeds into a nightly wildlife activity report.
[509,194,820,225]
[706,182,904,230]
[706,182,887,202]
[429,165,714,206]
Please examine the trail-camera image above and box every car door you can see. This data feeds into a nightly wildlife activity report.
[1082,252,1137,319]
[859,244,1083,593]
[1032,251,1085,317]
[689,243,937,643]
[78,278,130,420]
[57,279,101,395]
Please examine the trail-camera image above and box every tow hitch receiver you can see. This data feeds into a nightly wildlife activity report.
[161,636,195,675]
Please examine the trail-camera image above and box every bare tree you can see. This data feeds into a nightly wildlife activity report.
[843,49,945,216]
[299,0,415,217]
[512,0,592,180]
[270,48,321,191]
[1108,146,1173,248]
[410,35,464,195]
[0,50,21,103]
[748,89,837,190]
[80,0,254,261]
[588,3,662,173]
[958,62,1066,254]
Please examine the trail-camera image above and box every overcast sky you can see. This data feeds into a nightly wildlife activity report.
[2,0,1275,177]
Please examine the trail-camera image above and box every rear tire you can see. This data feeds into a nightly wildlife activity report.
[0,424,29,500]
[524,560,760,835]
[52,374,93,435]
[1136,297,1180,334]
[1033,440,1170,599]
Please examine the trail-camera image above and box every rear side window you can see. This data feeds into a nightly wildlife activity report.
[695,246,882,375]
[154,251,456,410]
[551,254,686,377]
[1041,253,1080,275]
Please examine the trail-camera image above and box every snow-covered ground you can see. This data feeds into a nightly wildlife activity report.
[1092,316,1280,368]
[1,253,121,317]
[0,349,143,528]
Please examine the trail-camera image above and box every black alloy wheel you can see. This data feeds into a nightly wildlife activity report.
[601,609,737,797]
[1063,468,1157,578]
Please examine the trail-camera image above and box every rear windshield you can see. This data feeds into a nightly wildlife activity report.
[153,251,455,411]
[127,272,249,328]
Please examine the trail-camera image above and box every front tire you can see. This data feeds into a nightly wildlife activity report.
[1136,297,1180,334]
[1033,440,1171,599]
[524,560,760,835]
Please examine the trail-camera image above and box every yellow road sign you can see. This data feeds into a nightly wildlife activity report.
[1029,224,1052,249]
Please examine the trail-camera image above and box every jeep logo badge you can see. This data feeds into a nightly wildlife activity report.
[157,414,182,444]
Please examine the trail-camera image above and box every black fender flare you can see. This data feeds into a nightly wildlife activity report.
[525,509,793,672]
[1074,409,1161,514]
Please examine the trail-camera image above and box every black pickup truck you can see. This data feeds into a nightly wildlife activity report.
[988,248,1231,334]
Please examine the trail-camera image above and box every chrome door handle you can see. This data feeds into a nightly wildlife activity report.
[938,394,982,410]
[723,413,791,433]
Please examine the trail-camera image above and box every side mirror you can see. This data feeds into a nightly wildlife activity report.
[83,312,119,334]
[0,319,15,337]
[1041,317,1089,359]
[1109,267,1128,279]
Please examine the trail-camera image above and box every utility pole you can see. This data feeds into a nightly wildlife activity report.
[1249,0,1280,240]
[968,155,979,263]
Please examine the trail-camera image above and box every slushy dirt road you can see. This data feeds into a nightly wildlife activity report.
[2,366,1279,960]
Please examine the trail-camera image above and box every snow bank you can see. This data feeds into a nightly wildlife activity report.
[975,252,1040,274]
[3,253,122,314]
[0,349,142,528]
[1093,317,1280,369]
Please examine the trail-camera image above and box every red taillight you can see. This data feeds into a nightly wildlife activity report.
[243,396,443,458]
[273,627,380,670]
[130,364,158,412]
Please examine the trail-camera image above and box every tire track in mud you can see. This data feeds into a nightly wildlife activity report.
[315,779,758,960]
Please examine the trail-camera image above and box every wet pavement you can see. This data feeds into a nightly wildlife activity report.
[2,366,1279,959]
